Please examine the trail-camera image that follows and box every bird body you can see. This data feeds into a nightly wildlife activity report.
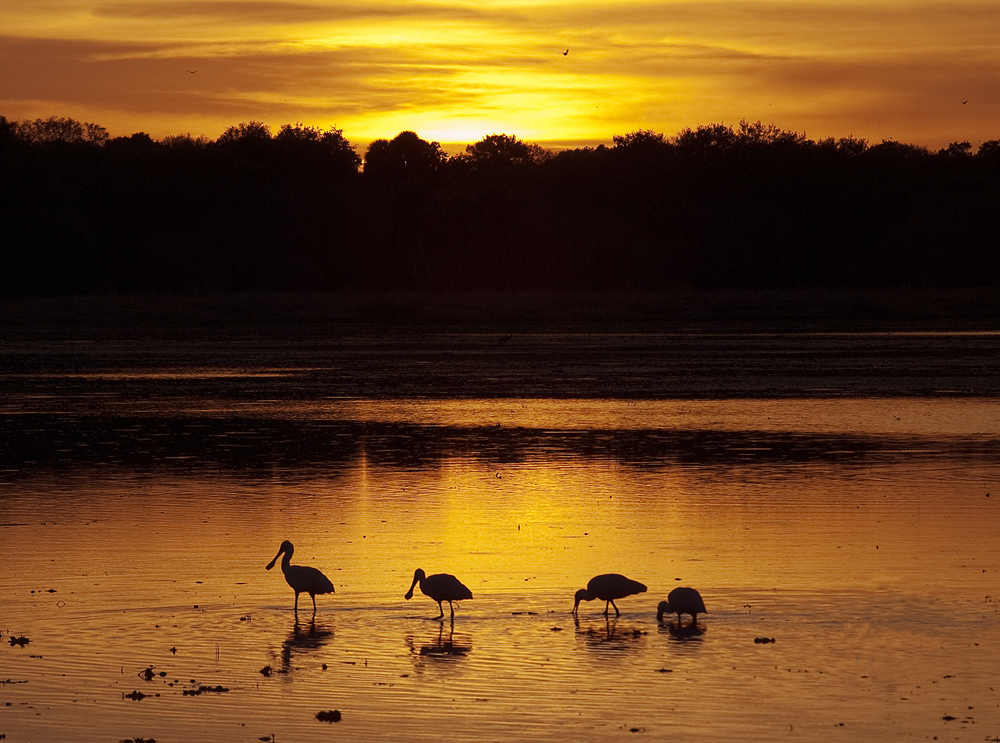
[405,568,473,619]
[573,573,647,616]
[266,540,334,614]
[657,586,707,623]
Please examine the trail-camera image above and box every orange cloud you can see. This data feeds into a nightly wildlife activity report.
[2,0,998,150]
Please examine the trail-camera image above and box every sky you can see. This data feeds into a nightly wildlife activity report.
[2,0,998,153]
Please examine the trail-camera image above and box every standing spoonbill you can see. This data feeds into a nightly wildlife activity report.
[572,573,647,616]
[404,569,473,620]
[265,540,334,614]
[657,586,707,623]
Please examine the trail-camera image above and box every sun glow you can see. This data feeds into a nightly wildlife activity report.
[3,0,999,149]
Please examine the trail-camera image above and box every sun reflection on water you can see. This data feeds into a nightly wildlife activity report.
[2,397,1000,742]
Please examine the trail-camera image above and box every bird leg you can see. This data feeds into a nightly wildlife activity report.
[435,601,444,620]
[449,600,455,618]
[611,600,620,617]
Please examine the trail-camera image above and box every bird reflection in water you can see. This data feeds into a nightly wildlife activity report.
[573,614,647,652]
[278,618,335,674]
[406,623,472,669]
[660,621,706,642]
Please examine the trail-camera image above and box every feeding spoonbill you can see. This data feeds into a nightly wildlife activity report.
[657,586,707,623]
[404,569,473,619]
[265,540,334,613]
[572,573,647,616]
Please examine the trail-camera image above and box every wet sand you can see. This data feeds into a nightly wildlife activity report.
[3,290,1000,401]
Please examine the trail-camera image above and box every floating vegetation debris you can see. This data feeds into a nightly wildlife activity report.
[182,685,230,696]
[259,665,273,677]
[138,666,166,681]
[754,637,776,644]
[120,737,155,743]
[315,709,342,723]
[123,690,160,701]
[8,636,30,648]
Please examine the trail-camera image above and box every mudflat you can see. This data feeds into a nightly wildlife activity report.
[3,290,999,400]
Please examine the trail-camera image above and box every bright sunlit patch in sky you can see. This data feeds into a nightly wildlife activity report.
[2,0,999,151]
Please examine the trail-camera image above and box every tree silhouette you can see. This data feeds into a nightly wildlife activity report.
[363,131,447,180]
[3,114,1000,295]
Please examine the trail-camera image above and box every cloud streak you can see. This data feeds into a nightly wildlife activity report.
[2,0,999,149]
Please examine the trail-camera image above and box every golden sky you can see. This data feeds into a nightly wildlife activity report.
[2,0,998,152]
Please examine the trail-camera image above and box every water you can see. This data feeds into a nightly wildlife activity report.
[2,329,1000,742]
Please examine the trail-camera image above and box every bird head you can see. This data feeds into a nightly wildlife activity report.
[656,600,671,621]
[404,568,426,600]
[266,540,293,571]
[572,588,594,614]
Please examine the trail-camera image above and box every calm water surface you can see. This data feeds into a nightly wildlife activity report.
[2,332,1000,742]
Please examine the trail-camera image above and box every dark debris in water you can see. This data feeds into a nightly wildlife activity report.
[120,738,155,743]
[123,690,160,701]
[754,637,776,644]
[182,685,230,696]
[259,665,273,677]
[316,709,342,723]
[8,636,30,647]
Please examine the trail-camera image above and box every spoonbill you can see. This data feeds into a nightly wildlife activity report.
[404,569,473,619]
[265,540,334,614]
[572,573,647,616]
[657,586,707,623]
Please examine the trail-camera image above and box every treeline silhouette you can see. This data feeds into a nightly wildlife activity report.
[3,115,1000,295]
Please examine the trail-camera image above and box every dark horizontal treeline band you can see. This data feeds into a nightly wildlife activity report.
[3,116,999,295]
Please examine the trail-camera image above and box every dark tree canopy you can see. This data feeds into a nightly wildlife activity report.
[3,115,1000,295]
[363,131,447,179]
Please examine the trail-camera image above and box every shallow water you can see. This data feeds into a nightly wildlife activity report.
[2,331,1000,742]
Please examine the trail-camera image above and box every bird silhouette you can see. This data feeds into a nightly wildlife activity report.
[572,573,647,616]
[266,540,334,614]
[404,568,473,619]
[657,586,707,623]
